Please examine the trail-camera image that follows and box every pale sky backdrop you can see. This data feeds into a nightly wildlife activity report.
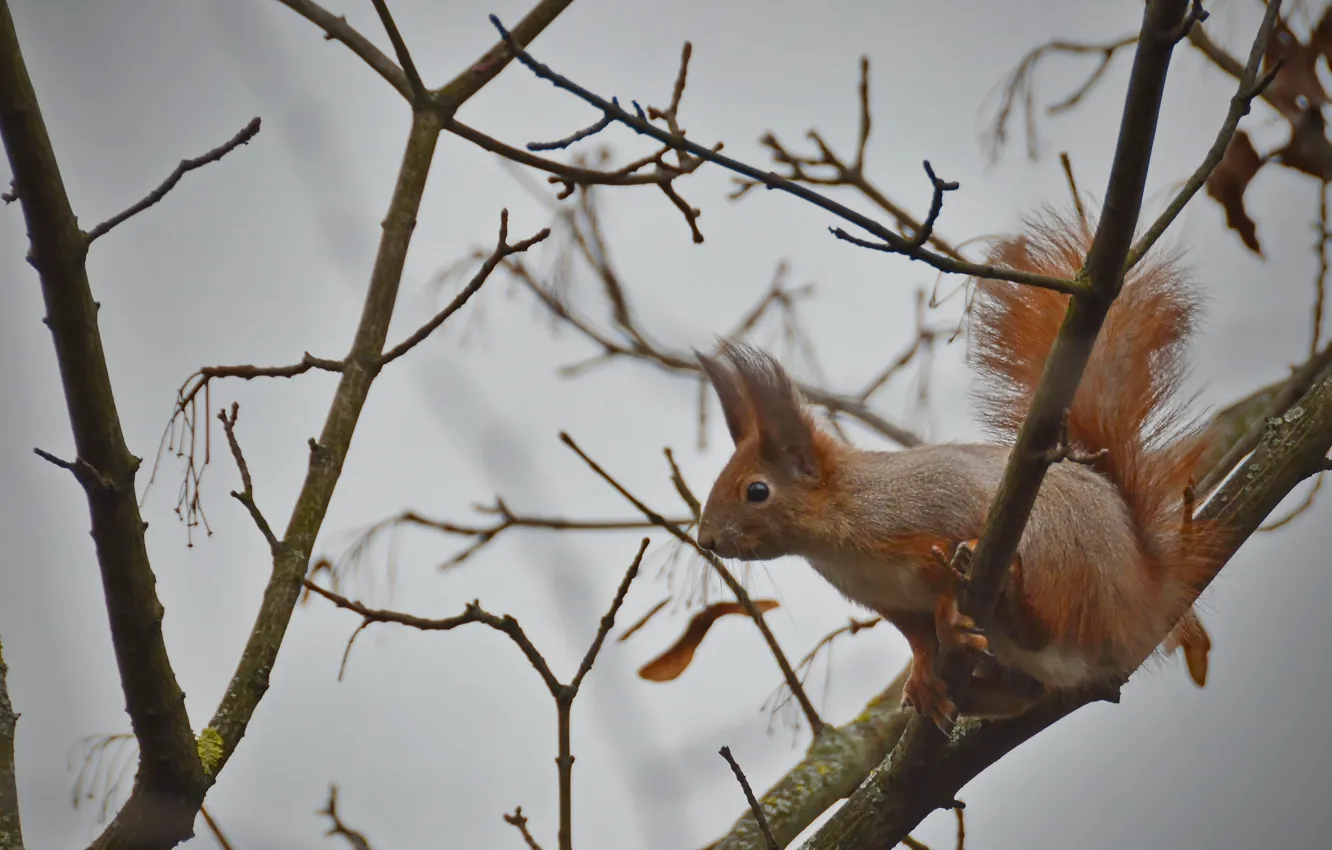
[2,1,1329,848]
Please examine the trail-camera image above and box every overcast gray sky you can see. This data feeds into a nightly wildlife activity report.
[3,1,1329,848]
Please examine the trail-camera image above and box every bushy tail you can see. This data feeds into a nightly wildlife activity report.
[967,209,1214,683]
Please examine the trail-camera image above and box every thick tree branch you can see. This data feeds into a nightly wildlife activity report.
[0,638,22,850]
[710,327,1326,850]
[0,4,208,845]
[199,106,443,798]
[803,4,1285,846]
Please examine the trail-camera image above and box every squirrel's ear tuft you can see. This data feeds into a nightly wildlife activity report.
[717,340,819,479]
[697,346,749,445]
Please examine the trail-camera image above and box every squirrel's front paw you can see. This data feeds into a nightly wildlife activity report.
[902,661,957,733]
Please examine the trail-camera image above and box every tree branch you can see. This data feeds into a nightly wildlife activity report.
[367,0,425,103]
[217,403,280,554]
[709,669,908,850]
[84,118,261,244]
[0,4,208,844]
[378,209,550,366]
[557,432,827,735]
[318,786,373,850]
[0,637,23,850]
[710,321,1327,849]
[718,747,778,850]
[804,4,1286,846]
[487,15,1085,296]
[306,540,647,850]
[1127,0,1284,267]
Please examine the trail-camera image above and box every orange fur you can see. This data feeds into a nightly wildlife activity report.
[969,210,1216,677]
[694,211,1219,726]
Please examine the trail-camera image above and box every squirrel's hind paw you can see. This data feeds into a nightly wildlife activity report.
[902,661,958,733]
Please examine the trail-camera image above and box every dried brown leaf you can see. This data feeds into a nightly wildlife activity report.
[1265,19,1327,119]
[1277,109,1332,180]
[637,600,780,682]
[1206,130,1266,255]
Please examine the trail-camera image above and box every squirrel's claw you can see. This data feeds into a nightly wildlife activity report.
[902,661,958,732]
[936,593,992,656]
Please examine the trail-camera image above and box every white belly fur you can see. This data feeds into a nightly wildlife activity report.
[803,551,937,614]
[806,552,1100,689]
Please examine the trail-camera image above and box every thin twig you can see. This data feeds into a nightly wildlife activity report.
[1314,181,1328,356]
[85,118,261,243]
[367,0,426,103]
[503,807,545,850]
[218,403,280,554]
[338,503,687,575]
[319,785,373,850]
[489,14,1082,295]
[558,431,826,735]
[307,541,648,850]
[1060,152,1088,229]
[380,210,550,365]
[719,746,778,850]
[1126,0,1284,267]
[732,59,964,262]
[1258,469,1325,531]
[200,806,235,850]
[500,232,923,446]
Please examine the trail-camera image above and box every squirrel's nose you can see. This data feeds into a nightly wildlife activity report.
[697,532,717,552]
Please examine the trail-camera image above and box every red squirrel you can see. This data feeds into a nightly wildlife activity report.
[695,211,1215,728]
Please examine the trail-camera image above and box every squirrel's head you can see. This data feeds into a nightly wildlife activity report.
[694,341,836,561]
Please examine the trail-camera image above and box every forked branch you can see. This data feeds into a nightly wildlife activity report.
[305,539,648,850]
[487,14,1085,296]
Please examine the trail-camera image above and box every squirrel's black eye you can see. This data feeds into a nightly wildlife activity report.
[746,481,771,503]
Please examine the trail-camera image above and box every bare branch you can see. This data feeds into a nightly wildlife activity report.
[984,34,1139,161]
[1127,0,1285,266]
[336,502,685,576]
[0,6,208,842]
[719,746,778,850]
[503,807,544,850]
[318,786,372,850]
[1314,181,1328,356]
[807,4,1290,846]
[379,210,550,366]
[218,403,280,554]
[732,59,965,262]
[85,118,261,244]
[199,806,235,850]
[274,0,410,97]
[367,0,426,103]
[558,431,826,735]
[306,540,647,850]
[1059,152,1088,228]
[0,637,23,850]
[498,218,923,447]
[488,14,1083,295]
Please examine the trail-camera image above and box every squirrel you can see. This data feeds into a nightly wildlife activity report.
[694,210,1216,729]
